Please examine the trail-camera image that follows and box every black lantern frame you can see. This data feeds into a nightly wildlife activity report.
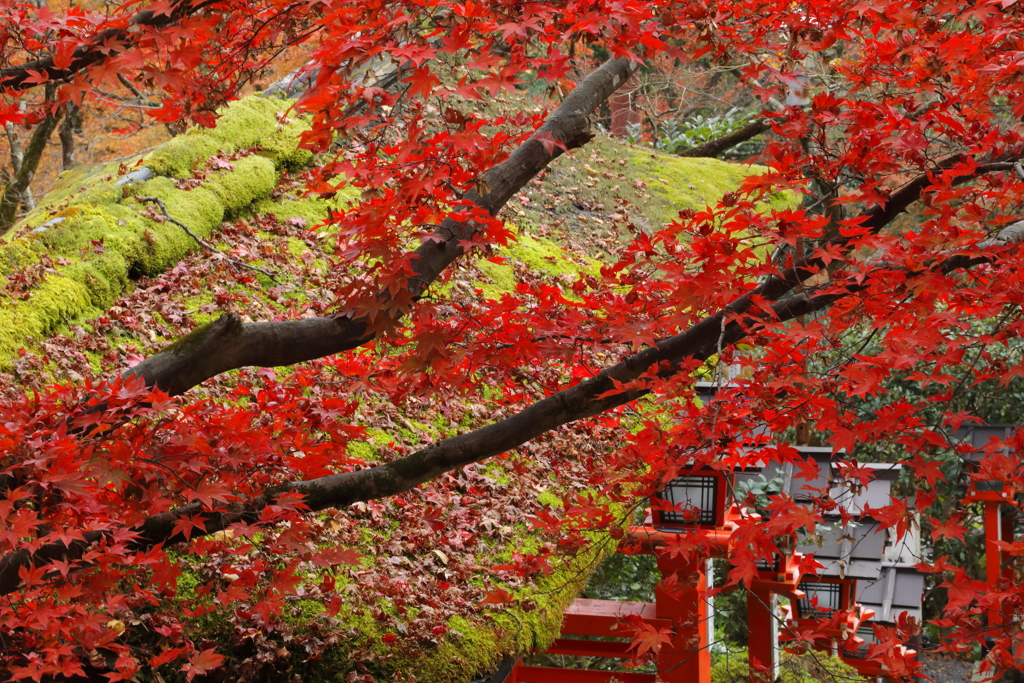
[796,579,853,617]
[652,469,730,530]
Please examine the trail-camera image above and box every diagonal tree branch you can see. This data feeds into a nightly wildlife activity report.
[125,56,640,396]
[1,216,1020,598]
[125,145,1014,398]
[1,54,1018,597]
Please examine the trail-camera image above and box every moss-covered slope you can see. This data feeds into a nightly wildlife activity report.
[0,96,792,683]
[0,95,315,368]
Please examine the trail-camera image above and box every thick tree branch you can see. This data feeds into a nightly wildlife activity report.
[1,58,1018,596]
[1,217,1020,597]
[125,56,640,396]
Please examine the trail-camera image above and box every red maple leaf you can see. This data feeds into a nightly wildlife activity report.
[621,616,673,658]
[181,649,225,681]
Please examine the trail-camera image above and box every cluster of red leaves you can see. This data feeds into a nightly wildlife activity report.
[3,0,1024,679]
[0,192,635,679]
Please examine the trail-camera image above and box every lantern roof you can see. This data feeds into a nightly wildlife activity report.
[829,462,902,518]
[951,424,1017,463]
[738,447,902,518]
[856,564,925,623]
[796,518,888,580]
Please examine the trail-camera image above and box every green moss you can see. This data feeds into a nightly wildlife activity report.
[517,135,797,242]
[711,647,866,683]
[365,428,393,447]
[536,490,562,508]
[474,233,597,300]
[346,440,380,462]
[145,133,225,179]
[625,150,762,225]
[284,599,327,624]
[0,94,328,369]
[145,96,314,178]
[176,569,200,599]
[260,118,315,171]
[203,155,278,218]
[512,233,591,276]
[250,182,359,227]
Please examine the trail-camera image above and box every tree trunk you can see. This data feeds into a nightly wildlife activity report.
[0,107,63,235]
[58,103,82,170]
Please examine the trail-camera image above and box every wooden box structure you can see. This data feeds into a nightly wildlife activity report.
[856,565,925,623]
[773,449,902,580]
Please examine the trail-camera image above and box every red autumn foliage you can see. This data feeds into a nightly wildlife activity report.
[0,0,1024,680]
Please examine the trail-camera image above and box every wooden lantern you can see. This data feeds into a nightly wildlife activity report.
[653,466,731,530]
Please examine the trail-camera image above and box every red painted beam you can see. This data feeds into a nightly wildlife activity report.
[747,586,778,682]
[655,556,711,683]
[544,638,633,658]
[1003,510,1015,626]
[561,598,672,637]
[514,665,656,683]
[626,525,733,555]
[965,489,1012,504]
[984,501,1005,631]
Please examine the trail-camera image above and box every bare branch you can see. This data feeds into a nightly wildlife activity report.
[675,118,769,158]
[135,196,282,283]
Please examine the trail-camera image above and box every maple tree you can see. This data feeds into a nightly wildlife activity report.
[1,0,1024,680]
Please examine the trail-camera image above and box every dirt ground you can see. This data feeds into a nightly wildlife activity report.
[917,649,976,682]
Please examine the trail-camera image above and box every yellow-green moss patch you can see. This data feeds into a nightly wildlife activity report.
[0,95,325,369]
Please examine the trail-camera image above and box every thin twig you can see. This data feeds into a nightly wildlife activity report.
[135,196,281,283]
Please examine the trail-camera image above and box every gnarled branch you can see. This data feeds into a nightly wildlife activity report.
[0,0,218,92]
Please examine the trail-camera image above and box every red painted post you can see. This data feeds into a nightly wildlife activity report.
[985,501,1004,630]
[655,555,711,683]
[1003,508,1015,627]
[747,586,778,683]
